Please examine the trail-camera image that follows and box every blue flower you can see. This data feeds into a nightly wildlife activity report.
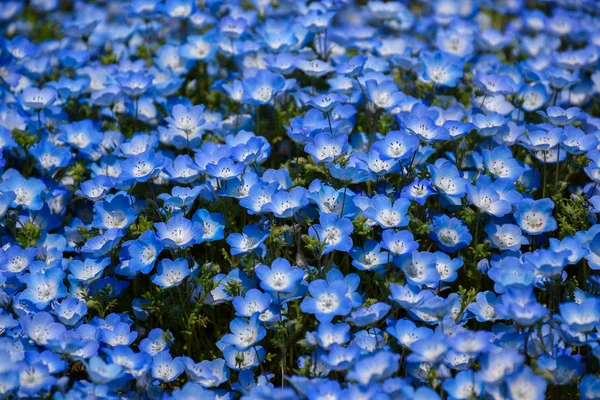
[155,215,204,249]
[372,130,419,161]
[152,258,191,288]
[140,328,173,356]
[349,240,389,271]
[92,193,138,229]
[263,187,309,218]
[255,258,304,293]
[484,223,528,252]
[21,267,67,309]
[227,223,269,256]
[346,351,400,385]
[221,314,266,350]
[20,87,57,110]
[363,195,410,229]
[304,133,348,163]
[418,51,464,87]
[466,175,512,217]
[119,150,170,183]
[233,288,272,318]
[116,72,154,98]
[119,230,163,275]
[346,302,390,327]
[428,215,472,253]
[300,279,353,322]
[308,213,353,255]
[0,174,46,210]
[242,70,285,105]
[514,198,557,235]
[151,350,184,382]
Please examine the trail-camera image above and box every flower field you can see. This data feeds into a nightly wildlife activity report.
[2,0,600,398]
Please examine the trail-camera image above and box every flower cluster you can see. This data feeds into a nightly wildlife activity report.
[1,0,600,399]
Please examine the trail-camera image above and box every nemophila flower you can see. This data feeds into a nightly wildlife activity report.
[255,258,304,294]
[206,157,244,181]
[400,178,435,206]
[347,303,390,327]
[495,286,548,327]
[418,51,464,87]
[115,72,154,98]
[523,248,570,279]
[81,228,125,257]
[0,174,45,210]
[20,87,57,110]
[101,322,138,347]
[155,215,204,249]
[336,55,368,77]
[21,267,67,310]
[68,257,110,284]
[239,182,279,215]
[221,314,266,351]
[350,240,389,271]
[434,252,462,283]
[29,140,72,174]
[295,58,335,77]
[562,126,598,155]
[227,223,269,256]
[191,209,225,242]
[381,230,419,258]
[372,130,419,162]
[519,83,549,112]
[304,133,348,163]
[165,155,202,183]
[0,245,37,274]
[346,351,400,385]
[263,186,308,218]
[242,70,285,106]
[233,289,272,318]
[466,175,511,217]
[53,296,87,326]
[488,257,537,293]
[466,291,499,322]
[59,119,103,151]
[429,215,472,253]
[308,213,353,255]
[481,146,525,180]
[139,328,172,356]
[484,224,528,252]
[428,160,468,201]
[75,176,114,201]
[119,150,169,183]
[219,16,248,40]
[557,298,600,333]
[300,279,353,322]
[223,345,265,371]
[363,195,410,229]
[394,250,439,288]
[152,351,184,382]
[308,183,357,217]
[505,367,548,400]
[92,193,137,229]
[514,198,557,236]
[19,311,67,345]
[473,71,515,96]
[158,186,202,212]
[165,104,205,138]
[537,106,581,126]
[400,114,449,143]
[365,80,402,110]
[306,94,347,114]
[306,322,351,350]
[119,230,163,275]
